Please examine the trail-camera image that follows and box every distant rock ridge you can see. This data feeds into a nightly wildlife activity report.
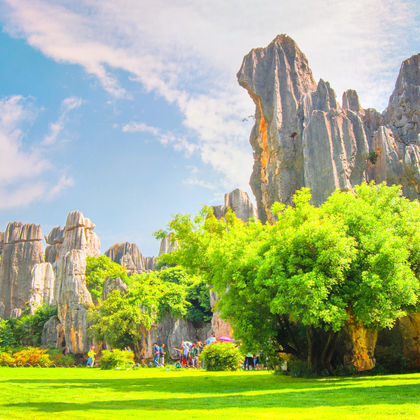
[238,34,420,222]
[105,242,156,274]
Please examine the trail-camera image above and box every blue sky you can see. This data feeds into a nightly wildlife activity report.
[0,0,419,257]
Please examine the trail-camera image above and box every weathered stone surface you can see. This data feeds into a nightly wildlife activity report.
[148,313,211,359]
[238,35,420,221]
[212,188,257,222]
[41,315,61,347]
[398,313,420,368]
[29,262,56,313]
[105,242,155,274]
[45,226,64,263]
[102,276,129,300]
[158,234,179,256]
[0,231,4,256]
[52,211,100,354]
[344,319,378,372]
[0,222,44,318]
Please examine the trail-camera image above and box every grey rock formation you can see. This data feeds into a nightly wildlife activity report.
[29,262,56,313]
[148,313,211,359]
[158,234,179,256]
[238,34,420,222]
[52,211,100,354]
[105,242,155,274]
[212,188,257,222]
[45,227,64,263]
[102,276,129,300]
[0,231,4,257]
[41,315,61,347]
[0,222,44,318]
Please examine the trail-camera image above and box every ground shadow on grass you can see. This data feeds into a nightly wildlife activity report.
[4,372,420,395]
[5,382,420,413]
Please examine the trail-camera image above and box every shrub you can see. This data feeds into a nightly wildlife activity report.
[199,342,243,371]
[0,351,14,366]
[100,349,135,370]
[13,347,52,367]
[47,348,77,367]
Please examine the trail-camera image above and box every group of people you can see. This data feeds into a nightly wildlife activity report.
[176,340,203,368]
[243,352,261,370]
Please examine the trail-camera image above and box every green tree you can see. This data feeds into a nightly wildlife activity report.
[88,270,189,361]
[158,183,420,372]
[85,255,129,302]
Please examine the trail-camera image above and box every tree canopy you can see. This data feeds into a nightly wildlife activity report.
[157,182,420,371]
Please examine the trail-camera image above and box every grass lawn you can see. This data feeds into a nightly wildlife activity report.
[0,368,419,419]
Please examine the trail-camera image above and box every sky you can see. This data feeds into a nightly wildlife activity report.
[0,0,419,257]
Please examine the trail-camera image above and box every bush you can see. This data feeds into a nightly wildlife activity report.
[47,348,77,367]
[199,342,243,371]
[12,347,52,367]
[100,349,135,370]
[0,351,14,366]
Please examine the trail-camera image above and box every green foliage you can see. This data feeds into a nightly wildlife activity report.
[89,271,190,359]
[12,347,52,367]
[0,319,17,347]
[199,342,243,371]
[0,305,57,347]
[85,255,129,301]
[100,349,135,370]
[47,348,77,367]
[160,182,420,372]
[157,266,212,322]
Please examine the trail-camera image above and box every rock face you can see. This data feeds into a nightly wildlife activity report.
[41,315,61,348]
[53,211,100,354]
[238,34,420,222]
[29,262,56,313]
[0,231,4,256]
[158,235,179,256]
[398,313,420,368]
[102,276,129,300]
[212,188,257,222]
[45,227,64,263]
[148,313,211,359]
[105,242,155,274]
[0,223,44,318]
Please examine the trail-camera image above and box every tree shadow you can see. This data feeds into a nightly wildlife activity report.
[5,382,420,413]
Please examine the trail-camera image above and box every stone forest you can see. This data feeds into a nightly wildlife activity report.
[0,35,419,378]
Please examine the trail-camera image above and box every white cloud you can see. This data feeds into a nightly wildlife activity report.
[2,0,418,191]
[0,95,74,209]
[42,96,82,145]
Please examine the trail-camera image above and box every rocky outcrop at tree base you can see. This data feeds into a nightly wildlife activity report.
[0,223,44,318]
[105,242,155,273]
[238,34,420,222]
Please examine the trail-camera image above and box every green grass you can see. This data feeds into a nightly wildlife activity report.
[0,368,419,419]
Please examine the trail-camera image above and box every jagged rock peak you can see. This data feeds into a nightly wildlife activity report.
[158,234,179,257]
[384,53,420,144]
[212,189,257,222]
[3,222,42,244]
[238,35,420,221]
[64,211,95,231]
[45,226,64,245]
[105,242,154,274]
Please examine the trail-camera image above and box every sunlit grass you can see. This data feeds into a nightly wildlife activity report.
[0,367,419,419]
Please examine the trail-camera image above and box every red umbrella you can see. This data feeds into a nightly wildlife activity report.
[218,336,234,342]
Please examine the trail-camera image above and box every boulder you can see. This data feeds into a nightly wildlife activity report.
[45,226,64,263]
[237,35,420,222]
[0,222,44,318]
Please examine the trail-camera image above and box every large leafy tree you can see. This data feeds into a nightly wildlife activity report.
[159,183,420,371]
[88,270,189,361]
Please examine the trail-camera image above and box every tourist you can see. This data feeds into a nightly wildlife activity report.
[153,342,160,367]
[181,341,191,367]
[159,343,166,366]
[87,346,95,368]
[190,343,198,368]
